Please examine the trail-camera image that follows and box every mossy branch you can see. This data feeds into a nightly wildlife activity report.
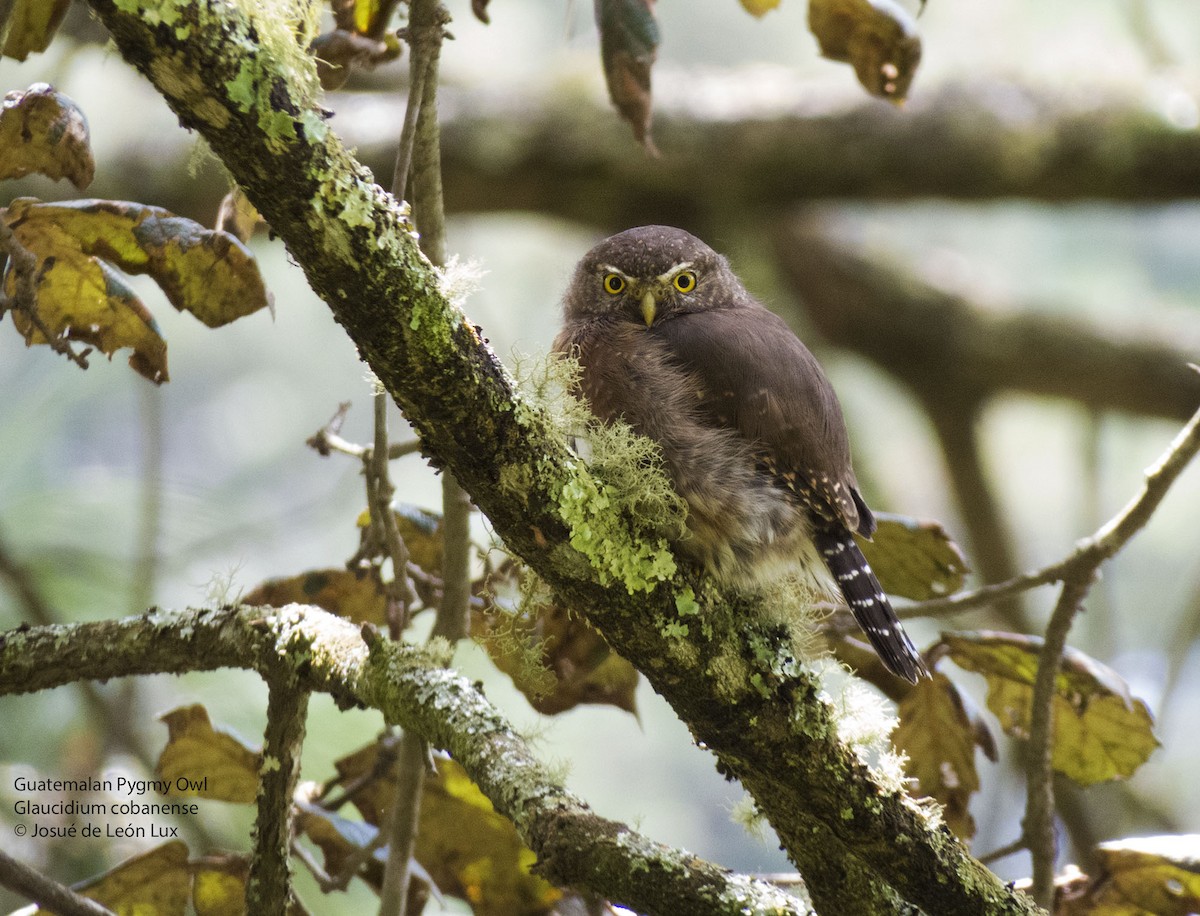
[0,604,812,916]
[80,2,1039,912]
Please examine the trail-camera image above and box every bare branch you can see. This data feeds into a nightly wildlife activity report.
[247,679,310,911]
[0,848,114,916]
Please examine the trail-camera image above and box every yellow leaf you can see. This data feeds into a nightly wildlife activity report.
[857,513,969,600]
[2,0,71,61]
[418,757,562,916]
[1097,836,1200,915]
[191,855,250,916]
[353,0,383,33]
[740,0,782,15]
[4,223,169,383]
[157,705,261,804]
[808,0,921,101]
[945,632,1160,785]
[323,746,563,914]
[47,841,191,916]
[0,84,94,187]
[1058,836,1200,916]
[3,197,271,382]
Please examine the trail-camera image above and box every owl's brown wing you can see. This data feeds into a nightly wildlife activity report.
[652,302,873,536]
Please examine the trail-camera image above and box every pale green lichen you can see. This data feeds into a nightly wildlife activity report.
[557,460,680,594]
[514,353,687,595]
[660,620,689,639]
[674,586,700,617]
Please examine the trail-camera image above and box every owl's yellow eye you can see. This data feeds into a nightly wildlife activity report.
[673,271,697,293]
[603,273,626,295]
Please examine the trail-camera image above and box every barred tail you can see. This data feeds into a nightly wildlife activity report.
[814,529,928,684]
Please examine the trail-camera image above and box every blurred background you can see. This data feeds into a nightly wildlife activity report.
[2,0,1200,912]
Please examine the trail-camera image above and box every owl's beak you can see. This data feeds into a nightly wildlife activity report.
[640,291,657,326]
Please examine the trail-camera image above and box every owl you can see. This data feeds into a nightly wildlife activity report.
[553,225,927,683]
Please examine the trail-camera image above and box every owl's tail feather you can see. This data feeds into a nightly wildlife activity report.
[814,529,928,684]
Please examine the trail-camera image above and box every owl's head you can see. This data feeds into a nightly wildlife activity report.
[563,226,738,326]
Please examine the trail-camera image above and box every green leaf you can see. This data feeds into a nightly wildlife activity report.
[857,512,969,600]
[2,0,70,61]
[808,0,921,102]
[157,705,261,804]
[944,631,1160,785]
[594,0,660,152]
[892,671,994,839]
[0,84,94,187]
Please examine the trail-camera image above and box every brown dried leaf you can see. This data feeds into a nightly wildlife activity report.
[2,0,71,62]
[245,566,389,626]
[475,561,639,716]
[472,0,492,24]
[944,632,1160,785]
[594,0,660,153]
[312,28,401,90]
[0,83,94,187]
[892,671,992,839]
[808,0,921,102]
[157,705,261,804]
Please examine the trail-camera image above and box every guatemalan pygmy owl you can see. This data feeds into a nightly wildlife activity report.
[554,225,928,683]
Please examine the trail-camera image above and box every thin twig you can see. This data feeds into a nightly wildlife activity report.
[307,402,422,460]
[1021,395,1200,906]
[978,835,1029,867]
[0,848,114,916]
[379,5,454,913]
[246,678,310,911]
[910,371,1200,621]
[371,392,417,639]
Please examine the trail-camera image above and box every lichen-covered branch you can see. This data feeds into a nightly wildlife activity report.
[247,677,310,911]
[0,604,812,916]
[80,3,1038,912]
